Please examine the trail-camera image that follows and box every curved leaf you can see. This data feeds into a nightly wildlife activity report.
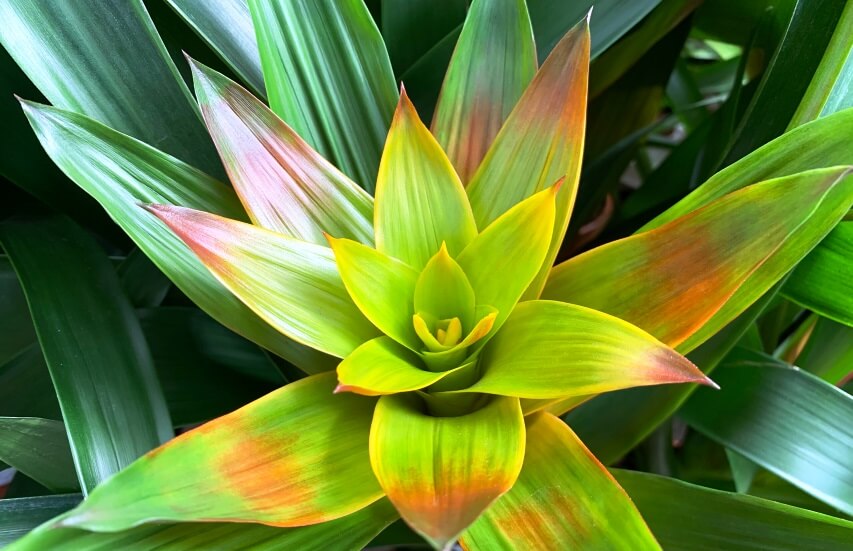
[11,501,396,551]
[467,300,711,399]
[149,205,378,358]
[457,186,556,333]
[544,167,853,351]
[59,373,382,530]
[336,336,458,395]
[0,216,172,494]
[462,413,659,550]
[370,394,524,549]
[0,418,76,492]
[431,0,537,183]
[250,0,397,190]
[190,59,374,245]
[375,90,477,269]
[414,243,475,326]
[0,0,221,175]
[0,495,81,548]
[784,222,853,327]
[328,237,419,350]
[21,101,333,373]
[165,0,265,97]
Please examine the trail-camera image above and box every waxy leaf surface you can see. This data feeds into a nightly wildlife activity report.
[328,238,419,350]
[461,413,658,550]
[10,499,398,551]
[375,91,477,269]
[414,244,476,327]
[466,16,589,298]
[59,373,383,530]
[467,301,710,399]
[250,0,397,191]
[190,59,374,245]
[457,187,556,332]
[544,167,853,351]
[21,101,333,373]
[149,205,378,358]
[431,0,537,183]
[336,337,458,395]
[370,394,525,549]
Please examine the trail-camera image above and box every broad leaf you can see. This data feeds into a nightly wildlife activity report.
[0,417,77,492]
[0,216,172,494]
[431,0,537,183]
[462,413,659,550]
[374,90,477,269]
[165,0,265,97]
[784,222,853,326]
[795,316,853,384]
[21,101,333,373]
[336,337,458,395]
[0,0,221,175]
[381,0,466,76]
[544,167,853,352]
[250,0,397,191]
[149,205,378,358]
[465,16,589,299]
[190,59,374,245]
[457,187,556,333]
[467,300,711,399]
[58,373,382,530]
[0,495,81,548]
[616,469,853,550]
[681,349,853,515]
[370,393,524,549]
[10,499,397,551]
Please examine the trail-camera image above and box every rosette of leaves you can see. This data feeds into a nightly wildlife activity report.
[10,0,853,549]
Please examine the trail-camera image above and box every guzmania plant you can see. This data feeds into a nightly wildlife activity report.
[9,0,853,549]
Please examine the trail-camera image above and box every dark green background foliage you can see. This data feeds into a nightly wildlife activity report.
[0,0,851,548]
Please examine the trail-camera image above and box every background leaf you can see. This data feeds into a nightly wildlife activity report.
[0,418,77,492]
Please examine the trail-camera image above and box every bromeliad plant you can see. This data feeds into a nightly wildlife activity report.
[10,0,853,549]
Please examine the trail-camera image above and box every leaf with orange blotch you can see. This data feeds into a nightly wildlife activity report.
[189,58,374,245]
[370,393,525,550]
[460,413,660,550]
[461,300,713,399]
[457,186,557,335]
[431,0,536,183]
[374,89,477,270]
[336,336,463,396]
[55,373,383,531]
[327,237,420,351]
[543,167,853,353]
[147,205,378,358]
[465,14,590,299]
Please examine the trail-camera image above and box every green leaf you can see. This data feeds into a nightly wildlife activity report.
[0,495,81,548]
[370,393,525,549]
[0,216,172,494]
[0,418,77,492]
[116,249,171,308]
[380,0,466,76]
[784,222,853,326]
[794,316,853,384]
[374,90,477,269]
[615,469,853,550]
[0,346,61,421]
[0,256,35,366]
[165,0,266,97]
[0,0,221,176]
[149,205,378,358]
[189,59,375,245]
[462,413,659,550]
[430,0,537,183]
[467,300,711,399]
[9,498,397,551]
[545,167,853,352]
[528,0,660,62]
[414,243,475,326]
[59,373,382,531]
[457,187,557,333]
[336,336,457,395]
[250,0,398,191]
[681,349,853,515]
[465,16,589,299]
[21,101,334,373]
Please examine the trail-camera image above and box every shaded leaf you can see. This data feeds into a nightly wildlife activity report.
[0,417,77,492]
[0,495,81,548]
